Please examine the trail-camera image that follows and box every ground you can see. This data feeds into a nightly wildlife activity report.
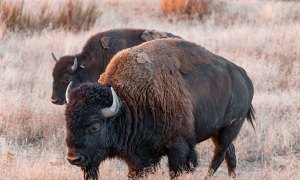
[0,0,299,179]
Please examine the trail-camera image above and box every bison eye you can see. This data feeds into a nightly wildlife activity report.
[63,79,70,85]
[87,122,100,134]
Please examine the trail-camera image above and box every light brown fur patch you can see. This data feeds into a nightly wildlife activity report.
[141,30,168,41]
[101,36,111,49]
[136,52,152,64]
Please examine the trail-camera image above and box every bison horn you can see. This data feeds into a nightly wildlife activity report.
[51,52,58,62]
[101,87,120,118]
[71,58,78,72]
[65,81,73,104]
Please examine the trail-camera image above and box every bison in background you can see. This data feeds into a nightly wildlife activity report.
[65,38,255,180]
[51,29,180,105]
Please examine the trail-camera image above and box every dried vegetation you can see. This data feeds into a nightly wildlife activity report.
[0,0,299,179]
[0,0,100,33]
[160,0,212,19]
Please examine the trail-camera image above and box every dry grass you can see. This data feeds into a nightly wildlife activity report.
[0,0,101,33]
[0,0,300,179]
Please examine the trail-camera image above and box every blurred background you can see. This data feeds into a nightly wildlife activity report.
[0,0,299,179]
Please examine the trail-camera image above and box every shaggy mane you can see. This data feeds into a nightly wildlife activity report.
[99,38,213,142]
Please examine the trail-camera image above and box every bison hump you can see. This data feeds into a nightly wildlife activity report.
[99,47,195,143]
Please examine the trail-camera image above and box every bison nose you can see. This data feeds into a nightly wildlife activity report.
[67,152,86,166]
[51,97,62,105]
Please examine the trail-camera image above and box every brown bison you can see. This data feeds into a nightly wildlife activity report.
[65,38,255,180]
[51,29,180,105]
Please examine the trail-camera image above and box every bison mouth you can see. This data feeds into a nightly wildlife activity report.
[80,151,106,180]
[82,164,100,180]
[68,147,108,179]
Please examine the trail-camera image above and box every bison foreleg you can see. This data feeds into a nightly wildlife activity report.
[167,139,196,178]
[185,141,198,171]
[127,155,160,179]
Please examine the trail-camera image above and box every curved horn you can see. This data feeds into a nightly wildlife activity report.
[51,52,58,62]
[65,81,73,104]
[101,87,120,118]
[71,58,78,72]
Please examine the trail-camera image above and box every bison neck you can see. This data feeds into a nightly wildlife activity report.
[76,49,112,82]
[109,107,166,171]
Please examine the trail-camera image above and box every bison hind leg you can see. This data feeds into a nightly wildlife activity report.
[225,144,237,178]
[167,139,197,178]
[207,117,244,179]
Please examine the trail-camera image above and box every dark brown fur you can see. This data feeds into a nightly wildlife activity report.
[65,38,255,179]
[51,29,180,105]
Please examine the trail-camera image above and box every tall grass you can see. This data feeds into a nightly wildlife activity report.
[0,0,299,179]
[0,0,101,33]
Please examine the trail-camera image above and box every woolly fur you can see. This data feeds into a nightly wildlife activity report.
[99,38,212,143]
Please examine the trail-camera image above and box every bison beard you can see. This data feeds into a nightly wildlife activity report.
[80,148,104,180]
[82,166,99,180]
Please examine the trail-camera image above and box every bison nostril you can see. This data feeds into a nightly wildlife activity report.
[51,99,58,103]
[51,97,62,104]
[69,157,81,165]
[67,154,86,166]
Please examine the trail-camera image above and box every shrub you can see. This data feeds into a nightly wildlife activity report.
[57,0,100,31]
[160,0,212,19]
[0,0,101,33]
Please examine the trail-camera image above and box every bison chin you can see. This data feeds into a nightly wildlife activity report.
[82,165,99,180]
[81,151,106,180]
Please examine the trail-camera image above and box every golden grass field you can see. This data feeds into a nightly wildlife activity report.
[0,0,299,179]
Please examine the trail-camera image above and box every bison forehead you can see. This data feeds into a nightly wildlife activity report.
[66,106,88,126]
[66,106,99,133]
[68,83,113,106]
[65,83,113,126]
[53,56,75,73]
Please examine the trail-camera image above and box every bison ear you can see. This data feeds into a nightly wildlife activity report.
[51,52,59,62]
[101,36,110,49]
[141,30,168,41]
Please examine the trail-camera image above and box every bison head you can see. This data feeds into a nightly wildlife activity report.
[51,53,86,105]
[65,83,120,180]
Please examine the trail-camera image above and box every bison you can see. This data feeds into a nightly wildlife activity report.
[65,38,255,180]
[51,28,180,105]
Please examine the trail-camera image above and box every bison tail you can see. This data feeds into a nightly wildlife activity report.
[246,104,256,131]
